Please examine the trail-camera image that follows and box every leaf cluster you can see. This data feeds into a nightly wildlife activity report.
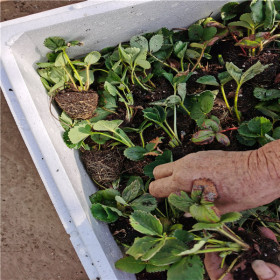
[191,116,230,146]
[224,1,279,55]
[238,116,280,146]
[254,87,280,123]
[38,37,101,94]
[90,177,157,222]
[115,209,205,280]
[168,186,241,229]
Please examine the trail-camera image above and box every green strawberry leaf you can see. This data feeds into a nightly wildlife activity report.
[124,146,147,161]
[190,204,221,223]
[220,212,242,223]
[168,192,193,212]
[122,178,144,203]
[196,75,219,86]
[130,210,163,236]
[91,203,122,223]
[127,236,159,259]
[149,239,187,266]
[115,256,146,273]
[247,117,273,136]
[44,37,66,51]
[149,34,164,53]
[167,256,204,280]
[254,88,280,101]
[84,51,101,66]
[130,194,157,212]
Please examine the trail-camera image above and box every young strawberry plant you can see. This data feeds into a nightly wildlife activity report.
[38,37,101,119]
[191,116,236,146]
[111,179,248,280]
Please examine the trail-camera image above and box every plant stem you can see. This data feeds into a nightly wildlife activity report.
[218,255,242,280]
[164,120,181,145]
[155,207,166,218]
[158,123,177,142]
[223,225,244,242]
[124,104,132,122]
[63,50,84,90]
[118,89,132,122]
[218,227,249,250]
[249,210,268,228]
[191,45,206,72]
[131,66,135,84]
[195,247,241,254]
[140,132,145,148]
[93,69,109,74]
[220,85,232,114]
[149,52,179,73]
[85,65,90,91]
[180,103,191,116]
[180,58,184,72]
[220,127,238,133]
[63,66,77,89]
[231,32,247,56]
[144,71,156,88]
[92,178,106,190]
[165,199,169,219]
[173,106,180,144]
[115,130,134,147]
[187,57,195,66]
[194,237,226,245]
[234,84,242,123]
[91,132,133,148]
[251,28,256,57]
[134,72,150,91]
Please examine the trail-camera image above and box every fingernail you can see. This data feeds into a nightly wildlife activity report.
[252,260,275,279]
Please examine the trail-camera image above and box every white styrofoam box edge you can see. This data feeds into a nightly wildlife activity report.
[1,0,148,45]
[0,61,99,280]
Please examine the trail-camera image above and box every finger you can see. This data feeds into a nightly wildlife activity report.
[258,227,278,243]
[149,176,176,198]
[252,260,280,280]
[204,252,233,280]
[153,162,174,179]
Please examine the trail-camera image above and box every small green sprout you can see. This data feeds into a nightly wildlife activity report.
[226,61,270,122]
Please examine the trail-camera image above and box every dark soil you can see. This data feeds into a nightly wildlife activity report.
[132,77,174,105]
[136,270,167,280]
[232,230,280,280]
[109,217,143,247]
[55,89,98,119]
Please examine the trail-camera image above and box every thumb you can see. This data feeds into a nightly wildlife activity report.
[252,260,280,280]
[204,252,233,280]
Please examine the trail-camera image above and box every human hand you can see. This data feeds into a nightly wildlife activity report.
[204,227,280,280]
[149,140,280,214]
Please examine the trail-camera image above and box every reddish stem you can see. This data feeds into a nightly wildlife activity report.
[231,32,247,56]
[220,127,238,133]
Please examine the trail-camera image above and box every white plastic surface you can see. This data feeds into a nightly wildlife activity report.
[0,1,226,279]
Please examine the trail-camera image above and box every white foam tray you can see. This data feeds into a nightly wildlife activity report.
[0,1,227,279]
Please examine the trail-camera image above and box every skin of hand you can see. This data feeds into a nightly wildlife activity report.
[149,139,280,214]
[204,227,280,280]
